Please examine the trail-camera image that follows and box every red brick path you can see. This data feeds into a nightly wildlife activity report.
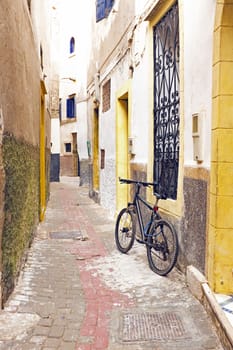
[69,206,135,350]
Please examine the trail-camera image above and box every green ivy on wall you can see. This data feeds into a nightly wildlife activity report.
[2,133,40,304]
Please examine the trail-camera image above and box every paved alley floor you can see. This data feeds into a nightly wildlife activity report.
[0,180,224,350]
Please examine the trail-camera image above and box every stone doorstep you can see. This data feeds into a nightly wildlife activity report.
[186,265,233,350]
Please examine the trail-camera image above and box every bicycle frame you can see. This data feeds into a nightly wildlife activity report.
[128,183,161,242]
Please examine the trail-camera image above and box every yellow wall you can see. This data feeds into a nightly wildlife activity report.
[208,0,233,293]
[93,108,99,191]
[40,81,47,221]
[116,80,132,213]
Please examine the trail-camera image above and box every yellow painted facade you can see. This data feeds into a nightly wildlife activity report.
[93,108,100,191]
[40,81,47,222]
[208,0,233,293]
[113,0,233,291]
[116,80,132,213]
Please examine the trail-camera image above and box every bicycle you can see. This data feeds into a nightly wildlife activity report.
[115,178,179,276]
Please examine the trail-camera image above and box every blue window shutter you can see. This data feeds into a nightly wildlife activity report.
[66,99,71,117]
[73,98,76,117]
[96,0,105,22]
[66,98,75,118]
[106,0,114,11]
[70,37,75,54]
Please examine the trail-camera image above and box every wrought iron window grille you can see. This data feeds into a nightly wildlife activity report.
[153,2,180,200]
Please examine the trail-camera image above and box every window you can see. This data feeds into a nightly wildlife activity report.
[65,143,71,153]
[66,96,76,118]
[102,79,111,112]
[96,0,114,22]
[153,2,180,200]
[69,37,75,54]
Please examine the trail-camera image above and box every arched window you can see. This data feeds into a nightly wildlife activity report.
[69,37,75,54]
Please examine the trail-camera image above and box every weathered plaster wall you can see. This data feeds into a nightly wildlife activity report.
[182,175,208,274]
[0,2,40,144]
[181,0,215,273]
[87,1,149,215]
[0,0,53,305]
[87,1,135,85]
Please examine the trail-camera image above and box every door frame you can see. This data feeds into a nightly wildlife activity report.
[116,80,132,214]
[40,80,47,221]
[93,107,100,192]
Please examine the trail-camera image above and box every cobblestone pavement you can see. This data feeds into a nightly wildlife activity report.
[0,180,224,349]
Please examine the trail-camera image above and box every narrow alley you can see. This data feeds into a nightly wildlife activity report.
[0,179,224,350]
[1,1,233,349]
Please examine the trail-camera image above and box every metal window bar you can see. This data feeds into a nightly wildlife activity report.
[153,2,180,200]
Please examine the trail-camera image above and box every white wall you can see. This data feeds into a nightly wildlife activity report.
[131,20,150,164]
[77,102,88,159]
[51,118,60,154]
[183,0,215,168]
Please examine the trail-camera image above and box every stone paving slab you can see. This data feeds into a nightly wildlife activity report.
[0,181,225,349]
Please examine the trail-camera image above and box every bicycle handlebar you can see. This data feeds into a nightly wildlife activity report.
[119,177,167,199]
[119,177,154,187]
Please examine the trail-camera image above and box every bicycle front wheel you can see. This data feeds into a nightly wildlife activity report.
[115,208,135,253]
[146,219,178,276]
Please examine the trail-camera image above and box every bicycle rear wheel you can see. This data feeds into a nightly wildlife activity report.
[115,208,135,253]
[146,219,178,276]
